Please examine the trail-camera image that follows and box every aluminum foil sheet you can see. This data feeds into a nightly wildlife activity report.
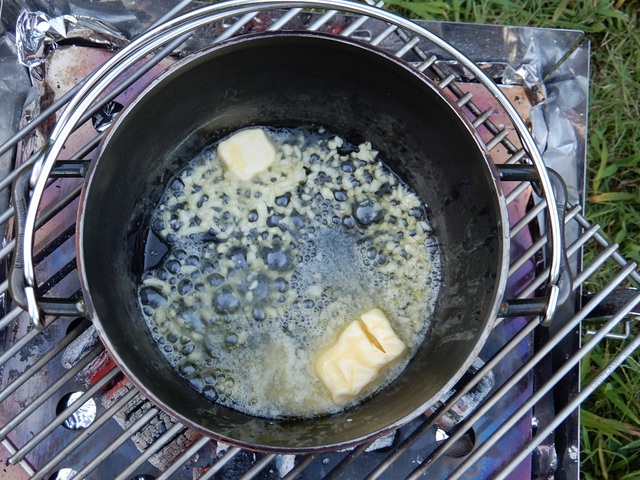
[15,10,127,82]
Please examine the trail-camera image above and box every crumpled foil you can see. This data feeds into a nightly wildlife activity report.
[503,63,546,104]
[92,100,124,132]
[15,9,128,82]
[530,48,588,207]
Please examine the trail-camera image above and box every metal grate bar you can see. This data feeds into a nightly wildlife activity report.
[0,206,14,228]
[394,36,420,58]
[155,435,212,480]
[510,200,546,238]
[508,205,584,276]
[506,182,530,204]
[325,442,371,479]
[407,261,637,476]
[452,95,523,161]
[370,24,398,46]
[575,213,640,286]
[506,149,528,165]
[472,109,492,128]
[32,386,141,480]
[0,343,104,440]
[568,232,607,276]
[73,405,160,480]
[37,258,76,295]
[0,307,23,333]
[267,8,303,30]
[216,12,258,42]
[282,453,317,479]
[366,313,540,479]
[497,328,640,480]
[0,324,41,368]
[391,25,525,158]
[198,447,243,480]
[446,288,640,480]
[517,227,597,300]
[485,129,510,151]
[416,54,438,71]
[0,87,85,160]
[35,182,87,226]
[114,422,187,480]
[573,242,619,287]
[0,240,15,265]
[1,438,35,476]
[154,0,195,29]
[240,453,277,480]
[9,364,121,464]
[0,158,37,193]
[366,422,430,479]
[0,321,88,403]
[67,130,105,160]
[437,73,457,90]
[0,181,82,264]
[33,224,76,265]
[307,9,339,30]
[449,86,522,154]
[562,220,599,254]
[456,91,473,107]
[341,1,385,37]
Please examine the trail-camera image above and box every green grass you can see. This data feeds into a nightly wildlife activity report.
[582,342,640,479]
[378,0,640,478]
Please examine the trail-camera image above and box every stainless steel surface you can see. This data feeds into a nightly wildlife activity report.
[0,1,637,479]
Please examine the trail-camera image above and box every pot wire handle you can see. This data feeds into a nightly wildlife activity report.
[9,166,89,330]
[544,170,573,318]
[496,165,572,326]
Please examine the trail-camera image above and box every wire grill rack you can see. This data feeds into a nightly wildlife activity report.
[1,1,639,479]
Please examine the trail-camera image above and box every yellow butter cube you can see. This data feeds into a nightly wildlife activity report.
[314,308,407,406]
[217,128,276,181]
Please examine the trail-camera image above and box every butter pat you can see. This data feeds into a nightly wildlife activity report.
[314,308,407,406]
[217,128,276,180]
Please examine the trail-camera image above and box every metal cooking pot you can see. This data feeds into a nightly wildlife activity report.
[15,32,519,451]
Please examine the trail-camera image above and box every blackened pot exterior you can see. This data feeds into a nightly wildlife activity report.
[78,33,509,452]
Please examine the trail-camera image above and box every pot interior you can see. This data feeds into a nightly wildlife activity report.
[80,33,507,451]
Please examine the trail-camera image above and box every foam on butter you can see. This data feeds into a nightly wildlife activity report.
[315,308,407,406]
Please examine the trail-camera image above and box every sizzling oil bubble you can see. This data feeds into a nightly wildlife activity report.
[353,200,385,227]
[261,246,292,271]
[213,287,241,313]
[139,287,167,308]
[138,126,442,419]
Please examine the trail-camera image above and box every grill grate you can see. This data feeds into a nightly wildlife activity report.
[0,1,638,479]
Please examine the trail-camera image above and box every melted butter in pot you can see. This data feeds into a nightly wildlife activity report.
[138,127,442,418]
